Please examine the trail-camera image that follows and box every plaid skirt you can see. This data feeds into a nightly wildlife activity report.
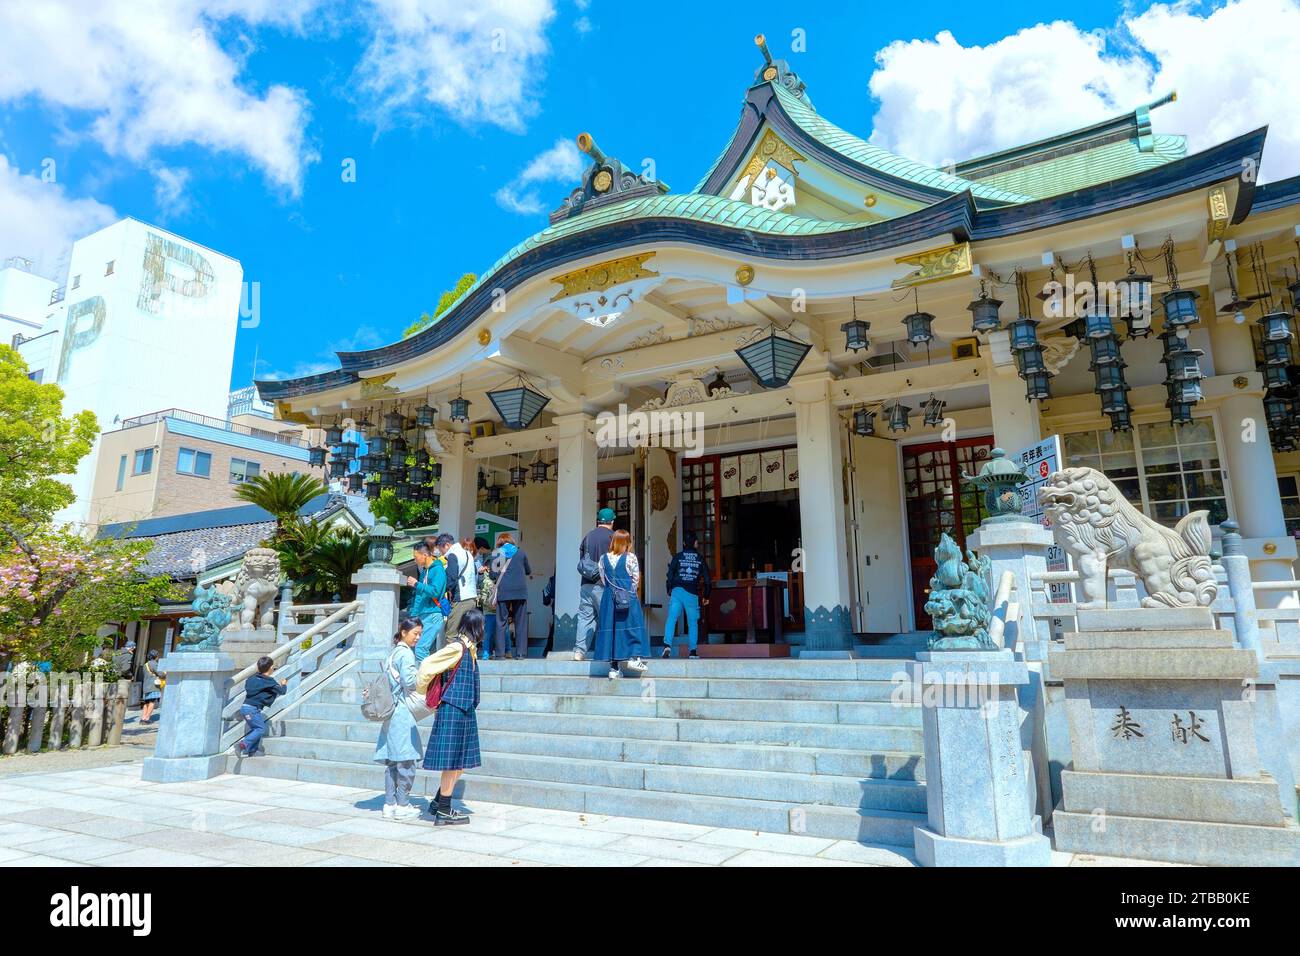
[421,704,481,771]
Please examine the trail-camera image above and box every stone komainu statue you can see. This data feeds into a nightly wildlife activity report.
[1039,466,1217,609]
[227,547,282,630]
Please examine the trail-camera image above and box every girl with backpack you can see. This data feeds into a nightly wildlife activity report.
[418,608,484,825]
[371,618,427,820]
[594,529,648,679]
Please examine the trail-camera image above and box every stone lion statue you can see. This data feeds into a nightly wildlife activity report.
[1039,466,1217,609]
[226,547,282,630]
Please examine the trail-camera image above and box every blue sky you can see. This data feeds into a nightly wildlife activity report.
[1,0,1297,391]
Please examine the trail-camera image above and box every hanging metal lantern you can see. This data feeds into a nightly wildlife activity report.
[735,330,813,389]
[1014,345,1047,376]
[409,465,430,485]
[1107,408,1134,432]
[1083,309,1116,339]
[308,446,327,468]
[530,459,551,483]
[367,434,390,457]
[415,402,437,427]
[1264,394,1293,430]
[386,452,407,473]
[328,458,348,479]
[430,461,443,480]
[966,292,1002,334]
[1263,339,1291,366]
[486,482,502,504]
[488,382,551,429]
[382,410,406,437]
[902,310,935,347]
[324,422,345,446]
[1167,348,1204,382]
[477,469,487,490]
[336,439,358,460]
[509,464,528,487]
[1166,383,1196,425]
[346,472,364,493]
[1061,318,1087,341]
[851,407,876,437]
[414,448,430,467]
[1166,377,1203,404]
[1115,272,1153,325]
[449,396,471,423]
[429,492,441,508]
[1023,369,1052,401]
[365,479,381,500]
[1259,311,1294,342]
[389,435,408,456]
[1263,364,1291,390]
[1094,364,1127,390]
[1098,383,1131,415]
[840,318,871,353]
[1161,288,1201,330]
[922,394,947,427]
[1088,336,1124,367]
[886,401,911,433]
[396,482,413,501]
[379,470,397,488]
[1008,318,1041,352]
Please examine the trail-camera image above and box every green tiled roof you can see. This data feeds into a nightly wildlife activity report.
[965,134,1187,199]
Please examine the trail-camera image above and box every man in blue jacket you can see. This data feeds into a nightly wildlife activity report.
[662,532,711,658]
[407,541,446,663]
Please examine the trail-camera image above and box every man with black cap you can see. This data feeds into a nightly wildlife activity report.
[574,507,616,661]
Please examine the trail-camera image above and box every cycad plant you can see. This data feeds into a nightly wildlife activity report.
[233,472,328,539]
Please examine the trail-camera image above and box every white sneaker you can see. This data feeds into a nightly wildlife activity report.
[573,650,586,661]
[626,657,647,672]
[392,804,421,820]
[608,667,621,679]
[382,804,397,819]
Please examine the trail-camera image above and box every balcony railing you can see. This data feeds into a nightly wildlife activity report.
[116,408,309,448]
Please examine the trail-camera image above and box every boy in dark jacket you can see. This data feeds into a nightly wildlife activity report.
[662,532,712,658]
[238,656,287,756]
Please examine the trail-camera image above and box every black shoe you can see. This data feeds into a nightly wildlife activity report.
[689,650,699,659]
[434,806,470,826]
[661,646,672,659]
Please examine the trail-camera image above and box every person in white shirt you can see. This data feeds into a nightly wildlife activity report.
[441,533,479,649]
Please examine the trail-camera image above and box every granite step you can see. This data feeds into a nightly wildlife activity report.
[474,658,911,681]
[226,752,925,847]
[275,719,924,780]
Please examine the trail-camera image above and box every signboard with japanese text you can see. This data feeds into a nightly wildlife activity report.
[1012,435,1071,603]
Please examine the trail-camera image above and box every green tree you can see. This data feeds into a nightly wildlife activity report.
[270,520,369,602]
[404,272,477,338]
[232,472,328,540]
[0,345,98,543]
[369,488,438,530]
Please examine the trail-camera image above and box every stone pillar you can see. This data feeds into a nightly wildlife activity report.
[985,340,1041,452]
[437,430,478,543]
[1210,315,1297,605]
[909,650,1052,866]
[141,652,237,782]
[552,412,597,653]
[352,565,403,670]
[792,375,853,654]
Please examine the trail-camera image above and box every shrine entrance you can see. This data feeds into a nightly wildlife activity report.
[902,437,995,629]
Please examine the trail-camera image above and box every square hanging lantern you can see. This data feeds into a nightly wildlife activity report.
[431,461,443,480]
[1094,364,1127,390]
[308,446,327,468]
[1167,398,1196,426]
[328,458,348,479]
[1098,384,1131,414]
[966,293,1003,334]
[488,382,551,429]
[389,435,408,456]
[1264,395,1293,430]
[486,483,502,505]
[1061,318,1087,341]
[1115,272,1153,323]
[346,473,364,493]
[386,452,407,473]
[324,422,345,446]
[1088,336,1124,368]
[1122,314,1154,340]
[1023,369,1052,401]
[1161,288,1201,330]
[477,469,487,490]
[359,454,379,473]
[1166,377,1203,404]
[851,407,876,437]
[415,402,437,427]
[365,479,381,500]
[379,470,397,488]
[409,465,430,485]
[1167,348,1204,382]
[840,318,871,353]
[395,482,412,501]
[922,395,947,427]
[1263,364,1291,390]
[449,396,471,423]
[1107,408,1134,433]
[1263,339,1292,366]
[1259,311,1294,342]
[886,401,911,433]
[1083,309,1116,339]
[530,459,551,483]
[382,410,406,437]
[1008,318,1041,352]
[367,434,390,457]
[1014,345,1047,376]
[736,330,813,389]
[509,464,528,487]
[414,448,430,467]
[903,311,935,347]
[336,439,358,460]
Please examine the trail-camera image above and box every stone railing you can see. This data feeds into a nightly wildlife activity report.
[1,673,131,755]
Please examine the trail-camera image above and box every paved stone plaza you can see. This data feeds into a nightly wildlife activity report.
[0,761,1182,867]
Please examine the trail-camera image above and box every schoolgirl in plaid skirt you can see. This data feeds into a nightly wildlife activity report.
[422,608,483,825]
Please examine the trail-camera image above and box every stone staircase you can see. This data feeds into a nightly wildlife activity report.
[226,657,927,848]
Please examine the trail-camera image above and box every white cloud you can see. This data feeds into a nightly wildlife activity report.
[0,1,320,196]
[0,156,117,279]
[151,166,193,219]
[352,0,557,132]
[259,324,385,380]
[866,0,1300,181]
[574,16,593,34]
[494,137,586,214]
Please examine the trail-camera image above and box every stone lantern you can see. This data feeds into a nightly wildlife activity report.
[961,447,1033,523]
[366,522,397,567]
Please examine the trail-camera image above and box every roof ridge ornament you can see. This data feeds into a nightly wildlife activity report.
[753,34,809,105]
[549,132,669,224]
